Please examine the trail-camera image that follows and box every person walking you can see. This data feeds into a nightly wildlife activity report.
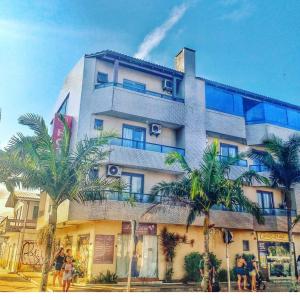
[248,255,259,292]
[297,256,300,284]
[52,247,65,287]
[235,255,248,291]
[62,256,73,292]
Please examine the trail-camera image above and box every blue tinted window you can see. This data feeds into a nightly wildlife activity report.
[123,79,146,92]
[264,103,288,126]
[244,99,265,123]
[97,72,108,83]
[287,109,300,129]
[94,119,103,130]
[205,85,243,116]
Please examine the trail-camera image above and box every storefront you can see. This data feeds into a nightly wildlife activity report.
[116,222,158,279]
[257,232,294,280]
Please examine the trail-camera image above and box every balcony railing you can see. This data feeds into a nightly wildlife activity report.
[84,190,162,203]
[110,137,185,156]
[0,217,37,234]
[259,208,297,216]
[211,205,297,217]
[95,82,184,103]
[249,165,269,172]
[218,155,248,167]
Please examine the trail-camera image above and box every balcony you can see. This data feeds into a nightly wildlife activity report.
[84,190,163,204]
[249,165,269,172]
[0,217,37,235]
[95,82,184,103]
[218,155,248,167]
[110,137,185,156]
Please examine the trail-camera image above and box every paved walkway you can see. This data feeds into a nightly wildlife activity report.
[0,269,298,292]
[0,269,38,292]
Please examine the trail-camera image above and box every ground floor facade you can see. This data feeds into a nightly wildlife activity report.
[0,229,42,273]
[53,220,300,282]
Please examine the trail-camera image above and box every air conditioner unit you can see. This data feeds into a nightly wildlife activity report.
[107,165,122,177]
[162,79,173,92]
[150,124,162,136]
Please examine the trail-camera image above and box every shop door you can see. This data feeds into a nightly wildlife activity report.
[76,234,90,278]
[116,234,158,278]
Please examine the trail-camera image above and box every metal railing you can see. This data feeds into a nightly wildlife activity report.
[218,155,248,167]
[95,82,185,103]
[259,208,297,216]
[110,137,185,156]
[249,165,270,172]
[84,190,162,203]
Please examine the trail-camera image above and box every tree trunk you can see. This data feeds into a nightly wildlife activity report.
[286,190,297,291]
[39,205,57,292]
[202,212,210,292]
[127,220,136,292]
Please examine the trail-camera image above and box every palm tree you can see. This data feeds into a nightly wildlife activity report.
[249,134,300,291]
[0,113,120,291]
[150,140,266,291]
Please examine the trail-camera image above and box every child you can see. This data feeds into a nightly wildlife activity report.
[62,256,73,292]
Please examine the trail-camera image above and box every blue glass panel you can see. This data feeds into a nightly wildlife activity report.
[244,99,265,123]
[287,109,300,130]
[205,85,244,116]
[123,79,146,92]
[264,103,288,126]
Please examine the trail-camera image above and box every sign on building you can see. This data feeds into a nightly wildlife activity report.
[93,235,115,264]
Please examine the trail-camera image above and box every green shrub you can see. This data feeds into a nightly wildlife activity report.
[89,270,118,284]
[184,252,222,282]
[217,268,237,282]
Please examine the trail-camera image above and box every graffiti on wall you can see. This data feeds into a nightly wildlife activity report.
[20,240,44,266]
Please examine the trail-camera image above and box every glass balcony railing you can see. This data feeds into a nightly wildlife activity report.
[84,190,161,203]
[110,137,185,156]
[259,208,297,216]
[211,205,296,217]
[249,165,270,172]
[218,155,248,167]
[95,82,184,103]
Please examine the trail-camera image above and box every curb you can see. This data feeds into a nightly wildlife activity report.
[18,272,53,292]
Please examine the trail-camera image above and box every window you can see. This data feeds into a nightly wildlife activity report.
[57,94,69,115]
[243,240,250,251]
[205,84,243,116]
[97,72,108,84]
[257,191,274,213]
[32,205,39,220]
[121,172,144,194]
[89,168,99,180]
[123,79,146,92]
[122,124,146,149]
[94,119,103,130]
[220,143,238,158]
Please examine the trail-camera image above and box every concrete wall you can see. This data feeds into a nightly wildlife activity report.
[206,109,246,140]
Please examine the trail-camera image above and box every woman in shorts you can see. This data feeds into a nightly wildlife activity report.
[52,247,65,287]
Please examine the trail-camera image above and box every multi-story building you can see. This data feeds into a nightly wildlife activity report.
[37,48,300,282]
[0,191,40,272]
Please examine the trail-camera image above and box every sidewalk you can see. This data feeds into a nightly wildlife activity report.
[17,271,297,292]
[0,268,38,292]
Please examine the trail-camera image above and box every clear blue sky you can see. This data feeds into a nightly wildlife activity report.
[0,0,299,147]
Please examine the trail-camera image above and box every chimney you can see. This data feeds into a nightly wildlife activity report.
[175,47,196,76]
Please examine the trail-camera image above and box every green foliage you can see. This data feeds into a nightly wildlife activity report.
[184,252,222,282]
[217,268,237,282]
[184,252,202,282]
[160,227,193,282]
[89,270,118,284]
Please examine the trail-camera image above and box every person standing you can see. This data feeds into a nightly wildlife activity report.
[297,256,300,283]
[235,255,248,291]
[52,247,65,287]
[62,256,73,292]
[248,255,259,292]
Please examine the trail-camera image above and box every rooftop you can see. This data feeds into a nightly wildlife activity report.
[86,49,300,112]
